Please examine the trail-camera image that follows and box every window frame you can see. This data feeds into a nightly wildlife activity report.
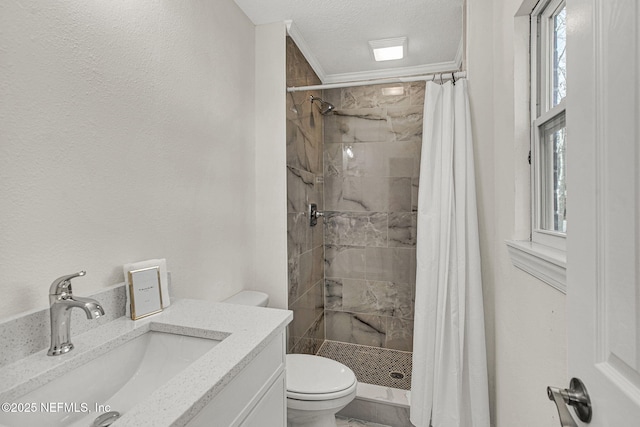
[530,0,567,251]
[506,0,568,294]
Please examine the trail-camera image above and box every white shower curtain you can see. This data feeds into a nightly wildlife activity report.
[410,80,490,427]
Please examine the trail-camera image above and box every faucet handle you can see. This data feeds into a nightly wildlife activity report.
[49,271,86,296]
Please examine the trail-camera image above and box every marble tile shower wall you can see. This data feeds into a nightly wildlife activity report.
[286,37,325,355]
[323,82,425,352]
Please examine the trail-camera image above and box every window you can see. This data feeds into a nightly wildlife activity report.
[531,0,567,250]
[505,0,568,293]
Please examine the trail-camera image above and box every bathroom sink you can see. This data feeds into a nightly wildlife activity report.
[0,331,220,427]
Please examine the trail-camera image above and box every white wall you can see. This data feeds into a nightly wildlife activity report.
[467,0,569,425]
[254,22,288,310]
[0,0,257,319]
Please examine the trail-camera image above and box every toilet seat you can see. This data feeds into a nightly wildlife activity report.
[286,354,357,401]
[287,381,357,401]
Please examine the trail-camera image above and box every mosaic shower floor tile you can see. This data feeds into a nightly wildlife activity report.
[317,340,413,390]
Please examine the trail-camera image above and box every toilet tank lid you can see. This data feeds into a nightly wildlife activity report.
[222,290,269,307]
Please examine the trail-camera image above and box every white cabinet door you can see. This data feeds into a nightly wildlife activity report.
[567,0,640,423]
[240,373,286,427]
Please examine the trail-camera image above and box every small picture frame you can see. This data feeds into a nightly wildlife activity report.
[128,266,164,320]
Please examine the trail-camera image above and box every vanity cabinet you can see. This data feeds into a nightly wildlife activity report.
[186,331,286,427]
[239,373,286,427]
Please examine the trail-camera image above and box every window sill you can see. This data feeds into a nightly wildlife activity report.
[505,240,567,293]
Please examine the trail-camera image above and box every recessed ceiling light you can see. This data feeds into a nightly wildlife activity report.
[369,37,407,62]
[382,86,405,96]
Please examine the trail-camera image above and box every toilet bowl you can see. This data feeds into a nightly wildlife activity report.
[286,354,357,427]
[223,291,358,427]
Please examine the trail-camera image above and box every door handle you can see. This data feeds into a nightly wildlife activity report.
[547,378,592,426]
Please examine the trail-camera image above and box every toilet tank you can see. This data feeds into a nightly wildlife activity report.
[222,290,269,307]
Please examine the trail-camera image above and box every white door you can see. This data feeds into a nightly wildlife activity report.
[567,0,640,424]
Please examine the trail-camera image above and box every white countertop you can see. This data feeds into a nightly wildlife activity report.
[0,299,292,426]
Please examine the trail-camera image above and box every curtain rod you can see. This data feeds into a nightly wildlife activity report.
[286,71,467,92]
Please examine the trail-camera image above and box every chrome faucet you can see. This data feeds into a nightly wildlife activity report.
[48,271,105,356]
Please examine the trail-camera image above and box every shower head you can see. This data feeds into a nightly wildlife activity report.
[310,95,335,115]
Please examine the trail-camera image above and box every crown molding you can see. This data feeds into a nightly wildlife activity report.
[321,60,461,84]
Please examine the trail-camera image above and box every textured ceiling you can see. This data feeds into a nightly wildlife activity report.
[233,0,464,84]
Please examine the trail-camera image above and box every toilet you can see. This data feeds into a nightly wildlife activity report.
[223,291,358,427]
[286,353,357,427]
